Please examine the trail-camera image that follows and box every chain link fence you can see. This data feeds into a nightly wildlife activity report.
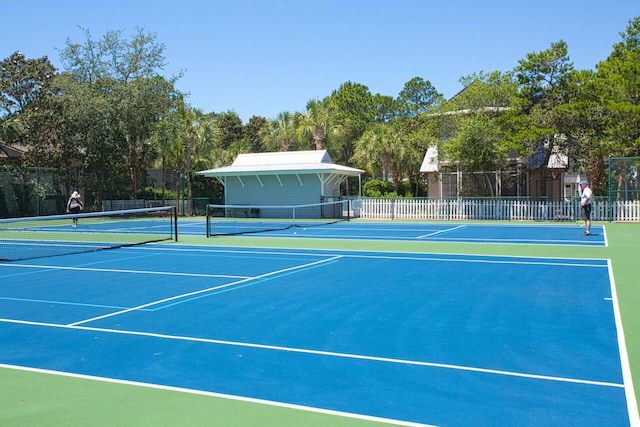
[0,166,217,218]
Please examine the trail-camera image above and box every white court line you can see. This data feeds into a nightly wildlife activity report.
[0,364,435,427]
[417,224,466,239]
[124,245,609,268]
[425,236,603,244]
[332,253,606,269]
[607,259,640,426]
[0,316,624,390]
[67,255,343,327]
[249,233,605,247]
[0,241,106,249]
[1,247,630,423]
[0,263,251,280]
[178,221,203,228]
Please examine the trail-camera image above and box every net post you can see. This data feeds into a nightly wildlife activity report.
[173,205,178,241]
[346,199,350,222]
[205,204,211,238]
[292,205,297,228]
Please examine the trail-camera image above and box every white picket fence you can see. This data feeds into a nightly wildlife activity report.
[354,198,640,222]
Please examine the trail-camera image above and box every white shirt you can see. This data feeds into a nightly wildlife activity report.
[581,186,592,206]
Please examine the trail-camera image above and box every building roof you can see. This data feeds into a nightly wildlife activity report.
[547,148,569,169]
[419,146,439,172]
[0,142,26,158]
[420,144,568,173]
[197,150,364,177]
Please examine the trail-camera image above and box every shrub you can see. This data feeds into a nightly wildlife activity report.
[362,179,425,197]
[137,186,178,200]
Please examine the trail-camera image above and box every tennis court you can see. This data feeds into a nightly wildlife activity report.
[201,201,606,246]
[0,237,636,426]
[0,207,177,261]
[201,220,607,246]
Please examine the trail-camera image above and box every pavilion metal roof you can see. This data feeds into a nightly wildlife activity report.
[197,150,364,177]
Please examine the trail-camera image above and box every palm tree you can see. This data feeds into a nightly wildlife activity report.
[260,111,297,151]
[353,123,417,193]
[175,104,218,214]
[352,124,387,179]
[388,131,421,194]
[0,115,23,165]
[0,115,22,142]
[152,116,181,204]
[296,99,332,150]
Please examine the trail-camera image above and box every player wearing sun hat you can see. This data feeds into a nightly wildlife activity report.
[579,180,592,236]
[66,190,84,228]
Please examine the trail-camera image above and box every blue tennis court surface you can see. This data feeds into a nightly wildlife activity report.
[0,244,633,426]
[6,218,175,235]
[198,219,607,246]
[5,216,606,246]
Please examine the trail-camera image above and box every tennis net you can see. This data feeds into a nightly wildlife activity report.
[0,206,177,261]
[206,200,350,237]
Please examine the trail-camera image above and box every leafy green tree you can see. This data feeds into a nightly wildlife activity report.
[0,51,56,118]
[596,16,640,157]
[326,81,375,166]
[116,76,177,195]
[20,73,88,170]
[561,16,640,194]
[551,69,609,190]
[372,94,398,123]
[388,78,444,194]
[215,111,244,150]
[447,71,517,112]
[0,52,56,164]
[430,71,516,196]
[394,113,440,196]
[55,27,178,201]
[58,27,167,84]
[514,41,573,108]
[444,114,508,196]
[189,114,268,176]
[397,77,443,118]
[39,74,130,201]
[504,41,574,196]
[349,78,442,196]
[199,110,247,175]
[243,115,268,153]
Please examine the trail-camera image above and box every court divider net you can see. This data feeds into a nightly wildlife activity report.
[0,206,177,262]
[205,200,350,237]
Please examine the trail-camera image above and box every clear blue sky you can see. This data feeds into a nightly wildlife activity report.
[2,0,637,122]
